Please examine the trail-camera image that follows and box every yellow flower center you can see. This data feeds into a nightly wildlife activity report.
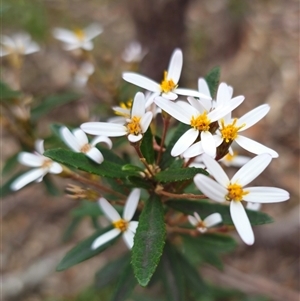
[74,29,85,41]
[224,151,238,162]
[160,71,178,93]
[196,220,206,229]
[226,183,249,201]
[126,116,142,135]
[113,219,128,232]
[80,143,91,153]
[220,119,245,143]
[41,159,52,169]
[114,99,132,117]
[190,112,211,132]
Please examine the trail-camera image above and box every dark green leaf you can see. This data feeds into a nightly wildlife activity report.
[95,253,131,289]
[168,158,184,169]
[155,167,208,183]
[44,148,136,179]
[0,81,21,101]
[1,152,19,176]
[31,92,80,121]
[50,123,65,139]
[62,216,83,242]
[0,171,26,198]
[166,200,273,225]
[43,175,61,196]
[56,226,119,271]
[71,201,102,218]
[132,194,166,286]
[122,164,144,173]
[140,127,155,164]
[205,66,220,98]
[97,146,127,166]
[128,176,154,190]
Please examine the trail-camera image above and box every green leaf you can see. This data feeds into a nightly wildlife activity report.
[0,81,21,101]
[95,253,131,289]
[128,176,154,190]
[161,123,190,170]
[166,200,273,225]
[31,92,80,121]
[44,148,135,179]
[168,158,184,169]
[122,164,144,173]
[43,175,61,196]
[205,66,220,98]
[0,171,25,198]
[71,201,102,218]
[155,167,208,183]
[110,261,137,301]
[140,127,155,164]
[56,226,119,271]
[132,194,166,286]
[1,152,19,176]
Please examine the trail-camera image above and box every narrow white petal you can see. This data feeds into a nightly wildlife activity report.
[167,48,182,83]
[187,97,207,113]
[10,168,46,191]
[188,215,198,226]
[216,83,231,106]
[84,23,103,40]
[128,134,143,143]
[91,136,112,149]
[72,128,89,146]
[131,92,146,117]
[174,88,212,100]
[204,213,222,228]
[246,202,261,211]
[86,147,104,164]
[231,153,272,187]
[155,97,190,124]
[82,41,94,50]
[198,78,211,98]
[194,212,201,222]
[123,230,135,249]
[182,141,204,158]
[162,92,178,100]
[81,122,126,137]
[24,42,40,54]
[91,228,120,250]
[60,127,81,151]
[35,139,45,155]
[230,201,254,245]
[18,152,44,167]
[237,104,270,131]
[123,188,140,221]
[222,155,250,167]
[201,131,216,158]
[49,162,63,174]
[140,111,153,133]
[128,221,139,233]
[201,153,229,187]
[171,129,198,156]
[122,73,160,92]
[235,135,278,158]
[194,174,227,203]
[176,100,199,116]
[99,198,121,222]
[62,43,81,51]
[145,92,159,108]
[52,28,78,43]
[244,187,290,203]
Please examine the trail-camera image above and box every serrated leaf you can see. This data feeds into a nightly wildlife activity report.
[31,92,80,121]
[95,253,131,289]
[155,167,208,183]
[166,200,273,225]
[205,66,220,98]
[44,148,135,179]
[56,226,118,271]
[132,194,166,287]
[140,127,155,164]
[168,158,184,169]
[0,81,21,101]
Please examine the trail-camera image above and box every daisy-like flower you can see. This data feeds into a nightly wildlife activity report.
[0,33,40,57]
[188,212,222,233]
[10,140,63,191]
[52,23,102,51]
[121,41,147,63]
[155,93,244,157]
[60,127,112,164]
[91,188,140,250]
[217,104,278,158]
[122,48,211,101]
[81,92,153,143]
[193,153,289,245]
[219,151,251,167]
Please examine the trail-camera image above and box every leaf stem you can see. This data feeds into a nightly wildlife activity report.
[132,142,155,178]
[156,189,208,200]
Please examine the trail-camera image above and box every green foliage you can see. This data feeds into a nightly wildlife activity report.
[132,194,166,287]
[1,152,19,176]
[0,81,21,101]
[205,66,220,98]
[140,127,155,164]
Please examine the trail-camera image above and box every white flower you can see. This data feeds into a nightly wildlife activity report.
[188,212,222,233]
[193,153,289,245]
[246,202,261,211]
[217,104,278,158]
[52,23,102,51]
[72,61,95,88]
[219,151,251,167]
[10,140,63,191]
[155,94,244,157]
[60,127,112,164]
[122,48,211,101]
[81,92,153,143]
[0,33,40,57]
[91,188,140,250]
[122,41,147,63]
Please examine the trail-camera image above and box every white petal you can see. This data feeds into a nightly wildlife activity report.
[167,48,182,84]
[237,104,270,131]
[84,23,103,40]
[91,136,112,149]
[122,73,160,92]
[123,188,140,221]
[128,134,143,143]
[86,147,104,164]
[62,42,81,51]
[204,213,222,228]
[10,168,46,191]
[35,139,45,155]
[162,92,178,100]
[60,127,81,151]
[222,155,250,167]
[171,129,199,156]
[174,88,212,100]
[216,83,231,106]
[246,202,261,211]
[18,152,44,167]
[72,128,89,146]
[235,135,278,158]
[0,46,9,56]
[131,92,146,117]
[188,215,198,226]
[123,230,135,249]
[182,141,204,158]
[99,197,121,222]
[128,221,139,233]
[230,201,254,245]
[201,131,216,158]
[145,92,159,108]
[187,97,207,113]
[24,42,40,54]
[198,78,211,98]
[81,122,126,137]
[194,174,227,203]
[52,28,78,43]
[91,228,120,250]
[49,162,63,174]
[155,97,190,124]
[231,153,272,187]
[82,41,94,50]
[140,111,153,133]
[201,153,229,187]
[244,187,290,203]
[176,100,199,117]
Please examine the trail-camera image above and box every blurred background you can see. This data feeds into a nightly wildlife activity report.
[1,0,299,300]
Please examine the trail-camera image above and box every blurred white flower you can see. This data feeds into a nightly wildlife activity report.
[188,212,222,233]
[122,41,147,63]
[219,151,251,167]
[72,61,95,88]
